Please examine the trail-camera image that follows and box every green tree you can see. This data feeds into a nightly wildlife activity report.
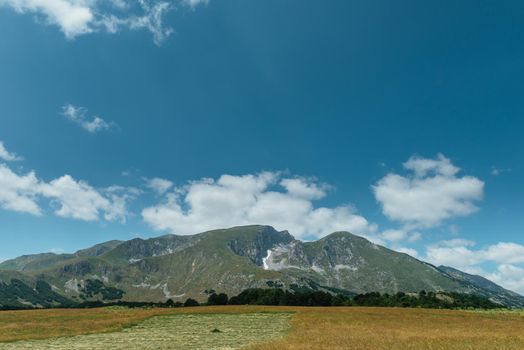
[208,293,228,305]
[184,298,200,307]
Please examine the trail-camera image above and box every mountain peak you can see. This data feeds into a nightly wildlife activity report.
[1,225,522,307]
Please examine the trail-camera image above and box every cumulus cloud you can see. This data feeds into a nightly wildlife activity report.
[487,265,524,295]
[142,172,378,239]
[373,154,484,229]
[425,239,524,293]
[62,104,114,133]
[426,239,524,267]
[0,162,135,222]
[40,175,133,222]
[0,0,94,38]
[0,141,22,162]
[380,229,420,243]
[0,164,42,215]
[425,241,483,271]
[0,0,205,44]
[145,177,173,195]
[280,178,329,200]
[395,247,419,258]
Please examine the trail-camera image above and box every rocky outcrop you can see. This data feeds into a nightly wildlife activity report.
[227,226,294,266]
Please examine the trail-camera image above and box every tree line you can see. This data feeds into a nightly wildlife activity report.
[203,288,501,309]
[0,287,502,311]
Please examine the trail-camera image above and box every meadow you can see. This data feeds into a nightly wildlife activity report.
[0,306,523,349]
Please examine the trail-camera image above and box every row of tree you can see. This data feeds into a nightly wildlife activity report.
[0,287,502,311]
[201,288,501,309]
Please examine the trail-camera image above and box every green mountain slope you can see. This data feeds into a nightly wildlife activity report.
[0,253,75,272]
[0,225,522,307]
[266,232,465,293]
[437,266,524,308]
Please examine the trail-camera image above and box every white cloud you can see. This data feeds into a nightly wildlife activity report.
[379,229,422,243]
[437,238,476,248]
[483,242,524,264]
[40,175,122,221]
[0,141,22,161]
[404,153,460,178]
[280,178,328,200]
[100,0,173,45]
[142,172,378,239]
[395,247,419,258]
[0,164,42,215]
[380,229,420,243]
[0,0,94,38]
[182,0,208,7]
[487,265,524,295]
[0,162,135,222]
[373,154,484,229]
[426,240,524,267]
[425,242,483,271]
[145,177,173,195]
[425,239,524,294]
[62,104,113,133]
[49,247,65,254]
[0,0,204,44]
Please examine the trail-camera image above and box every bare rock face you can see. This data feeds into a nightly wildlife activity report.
[227,226,295,266]
[1,225,524,307]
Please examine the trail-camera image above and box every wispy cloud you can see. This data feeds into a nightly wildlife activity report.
[62,104,114,133]
[144,177,174,195]
[0,0,208,45]
[0,141,21,161]
[491,166,511,176]
[182,0,208,9]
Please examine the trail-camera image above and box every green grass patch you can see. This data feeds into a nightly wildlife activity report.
[0,313,291,350]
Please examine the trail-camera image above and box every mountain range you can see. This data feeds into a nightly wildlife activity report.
[1,225,522,308]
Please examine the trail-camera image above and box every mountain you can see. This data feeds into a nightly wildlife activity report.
[0,225,522,308]
[437,266,524,308]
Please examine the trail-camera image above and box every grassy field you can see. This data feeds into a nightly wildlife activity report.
[0,306,523,349]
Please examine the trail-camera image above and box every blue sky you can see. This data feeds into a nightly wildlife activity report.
[1,0,523,292]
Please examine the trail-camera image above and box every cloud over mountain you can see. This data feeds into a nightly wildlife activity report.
[142,172,378,239]
[425,239,524,294]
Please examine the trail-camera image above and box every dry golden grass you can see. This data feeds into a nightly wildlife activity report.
[0,306,523,349]
[249,307,524,350]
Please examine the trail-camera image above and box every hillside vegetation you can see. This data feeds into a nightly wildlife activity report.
[1,225,523,308]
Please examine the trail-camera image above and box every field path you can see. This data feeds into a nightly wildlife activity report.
[0,313,291,350]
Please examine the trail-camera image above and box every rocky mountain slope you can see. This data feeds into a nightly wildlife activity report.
[1,225,522,308]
